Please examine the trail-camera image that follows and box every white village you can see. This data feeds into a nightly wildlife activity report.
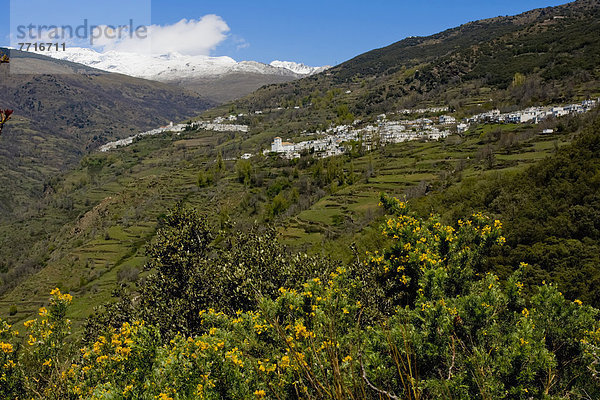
[100,98,599,159]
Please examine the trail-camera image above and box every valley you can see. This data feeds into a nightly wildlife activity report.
[2,0,600,330]
[1,1,600,398]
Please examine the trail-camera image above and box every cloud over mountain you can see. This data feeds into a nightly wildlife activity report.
[96,15,231,56]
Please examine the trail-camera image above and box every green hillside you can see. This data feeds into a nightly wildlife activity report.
[413,110,600,305]
[3,1,600,398]
[0,102,595,330]
[1,0,600,333]
[0,48,213,221]
[230,0,600,122]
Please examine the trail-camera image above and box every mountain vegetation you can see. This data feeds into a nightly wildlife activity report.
[2,200,600,399]
[229,0,600,123]
[1,1,600,397]
[0,48,213,221]
[413,111,600,305]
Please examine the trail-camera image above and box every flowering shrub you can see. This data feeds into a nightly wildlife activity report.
[2,198,600,399]
[21,288,74,399]
[0,316,22,398]
[368,195,506,313]
[1,53,13,137]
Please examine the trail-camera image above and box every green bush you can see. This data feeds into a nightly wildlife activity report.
[2,199,600,399]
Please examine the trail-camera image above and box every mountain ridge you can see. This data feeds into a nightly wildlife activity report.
[30,47,331,102]
[229,0,599,117]
[36,47,329,79]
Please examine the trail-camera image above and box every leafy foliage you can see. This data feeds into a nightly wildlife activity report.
[415,113,600,306]
[0,53,12,136]
[0,109,12,136]
[3,200,600,399]
[86,204,335,340]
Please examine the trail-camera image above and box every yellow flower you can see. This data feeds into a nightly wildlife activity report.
[254,389,266,398]
[515,281,524,289]
[294,323,314,339]
[342,355,352,363]
[226,347,244,368]
[43,358,52,367]
[96,355,109,363]
[38,307,48,317]
[117,346,131,357]
[280,355,290,369]
[574,299,583,306]
[0,342,13,353]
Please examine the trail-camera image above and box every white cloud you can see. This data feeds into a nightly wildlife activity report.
[231,35,250,51]
[96,15,231,56]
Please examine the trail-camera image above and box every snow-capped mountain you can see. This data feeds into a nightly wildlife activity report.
[36,47,329,81]
[270,60,330,76]
[31,47,331,103]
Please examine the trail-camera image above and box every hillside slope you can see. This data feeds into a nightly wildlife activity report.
[0,49,213,219]
[232,0,600,116]
[413,110,600,305]
[2,0,600,328]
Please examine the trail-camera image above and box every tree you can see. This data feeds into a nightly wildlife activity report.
[87,204,333,340]
[216,151,225,172]
[511,72,526,87]
[0,109,13,136]
[0,54,12,137]
[235,159,252,185]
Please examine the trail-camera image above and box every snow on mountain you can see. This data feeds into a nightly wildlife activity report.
[36,47,329,82]
[270,60,330,75]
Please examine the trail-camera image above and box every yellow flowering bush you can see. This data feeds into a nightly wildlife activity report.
[1,199,599,399]
[21,288,73,399]
[368,195,506,313]
[0,317,22,397]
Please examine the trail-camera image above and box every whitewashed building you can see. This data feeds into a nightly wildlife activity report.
[271,137,296,153]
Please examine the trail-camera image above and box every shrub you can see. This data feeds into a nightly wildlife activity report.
[3,199,600,399]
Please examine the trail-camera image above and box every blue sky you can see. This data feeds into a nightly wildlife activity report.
[1,0,569,66]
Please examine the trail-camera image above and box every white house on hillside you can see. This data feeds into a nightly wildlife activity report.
[439,115,456,125]
[271,137,296,153]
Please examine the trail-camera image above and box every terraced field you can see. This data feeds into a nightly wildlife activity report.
[280,123,572,258]
[0,119,577,331]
